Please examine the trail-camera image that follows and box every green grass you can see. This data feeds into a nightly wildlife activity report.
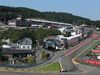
[79,40,100,57]
[31,62,61,72]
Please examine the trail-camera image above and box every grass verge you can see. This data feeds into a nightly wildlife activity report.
[31,62,61,72]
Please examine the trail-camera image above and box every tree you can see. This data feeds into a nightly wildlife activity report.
[47,29,62,36]
[42,51,47,60]
[0,28,36,45]
[25,56,36,64]
[34,28,62,46]
[0,6,91,25]
[64,32,71,37]
[34,28,61,40]
[34,28,47,40]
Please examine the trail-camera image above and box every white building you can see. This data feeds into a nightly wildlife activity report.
[2,38,32,50]
[2,39,11,44]
[17,38,32,50]
[8,19,16,28]
[27,18,73,28]
[56,34,81,47]
[58,26,74,34]
[2,45,11,49]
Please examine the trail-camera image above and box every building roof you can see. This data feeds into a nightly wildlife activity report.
[67,34,81,40]
[43,36,57,42]
[27,19,72,26]
[19,38,32,45]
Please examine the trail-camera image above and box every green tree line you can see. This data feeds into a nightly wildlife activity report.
[0,5,91,25]
[0,5,100,27]
[0,28,62,46]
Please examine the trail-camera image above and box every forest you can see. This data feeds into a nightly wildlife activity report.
[0,5,99,27]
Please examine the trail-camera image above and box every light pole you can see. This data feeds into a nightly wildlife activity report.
[35,40,37,50]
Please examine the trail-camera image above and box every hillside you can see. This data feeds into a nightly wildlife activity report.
[0,5,92,25]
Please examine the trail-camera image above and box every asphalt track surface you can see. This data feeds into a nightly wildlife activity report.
[0,33,100,75]
[0,71,100,75]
